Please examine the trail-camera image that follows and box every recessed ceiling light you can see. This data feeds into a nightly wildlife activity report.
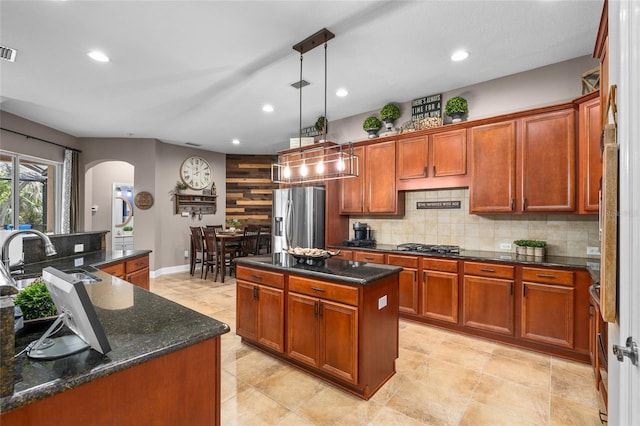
[262,104,274,112]
[451,50,469,62]
[336,88,349,97]
[88,50,109,62]
[232,139,240,145]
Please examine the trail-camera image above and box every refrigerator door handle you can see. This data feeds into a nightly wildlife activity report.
[284,198,293,249]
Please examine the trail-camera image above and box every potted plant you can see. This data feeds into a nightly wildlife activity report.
[122,225,133,235]
[363,116,382,138]
[445,96,468,123]
[315,116,328,140]
[513,239,528,256]
[226,218,240,232]
[174,181,188,194]
[380,103,401,131]
[531,240,547,257]
[14,279,58,321]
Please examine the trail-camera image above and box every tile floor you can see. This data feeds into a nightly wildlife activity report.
[151,272,603,426]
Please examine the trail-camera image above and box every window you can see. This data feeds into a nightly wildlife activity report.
[0,152,61,233]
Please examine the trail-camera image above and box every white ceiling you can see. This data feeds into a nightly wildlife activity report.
[0,0,603,155]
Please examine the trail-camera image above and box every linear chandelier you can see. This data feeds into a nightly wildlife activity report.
[271,28,359,184]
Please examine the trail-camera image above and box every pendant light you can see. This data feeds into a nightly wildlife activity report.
[271,28,359,184]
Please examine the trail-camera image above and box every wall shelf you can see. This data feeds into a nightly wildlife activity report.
[174,194,217,215]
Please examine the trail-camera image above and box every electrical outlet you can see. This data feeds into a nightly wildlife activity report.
[74,244,84,253]
[587,246,601,255]
[184,250,189,258]
[499,243,512,250]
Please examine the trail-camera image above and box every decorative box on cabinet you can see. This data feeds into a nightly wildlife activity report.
[174,194,217,215]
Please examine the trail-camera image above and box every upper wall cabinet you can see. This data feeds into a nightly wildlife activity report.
[396,128,468,191]
[340,141,404,215]
[470,106,576,213]
[576,91,602,214]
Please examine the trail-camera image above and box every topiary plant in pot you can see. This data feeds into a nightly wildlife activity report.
[315,116,328,139]
[380,103,401,130]
[445,96,468,123]
[363,116,382,138]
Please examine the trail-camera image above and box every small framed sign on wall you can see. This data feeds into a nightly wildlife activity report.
[411,94,442,120]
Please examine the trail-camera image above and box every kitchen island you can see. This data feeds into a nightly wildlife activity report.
[234,254,402,400]
[1,269,230,425]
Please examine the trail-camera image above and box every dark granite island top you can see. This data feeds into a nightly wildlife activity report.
[2,270,230,416]
[234,253,403,285]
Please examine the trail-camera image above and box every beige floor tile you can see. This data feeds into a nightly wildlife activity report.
[276,411,316,425]
[483,351,551,389]
[550,394,603,426]
[428,340,492,372]
[223,349,289,386]
[221,387,290,426]
[254,367,326,411]
[294,385,370,425]
[550,362,600,409]
[460,400,543,426]
[471,373,550,425]
[369,406,428,426]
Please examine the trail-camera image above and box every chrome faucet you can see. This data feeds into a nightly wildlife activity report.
[1,229,57,272]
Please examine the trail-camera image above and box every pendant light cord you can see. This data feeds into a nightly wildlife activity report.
[299,53,303,152]
[323,42,327,142]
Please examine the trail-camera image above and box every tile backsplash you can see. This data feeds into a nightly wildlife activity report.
[349,189,599,258]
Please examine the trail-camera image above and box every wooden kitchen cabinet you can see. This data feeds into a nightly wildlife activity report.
[470,106,575,213]
[236,266,285,353]
[519,109,575,212]
[340,141,404,215]
[462,261,515,335]
[421,258,459,324]
[469,120,517,213]
[520,267,575,349]
[575,91,602,214]
[353,250,385,264]
[287,276,358,384]
[387,254,419,315]
[396,129,468,191]
[98,253,149,290]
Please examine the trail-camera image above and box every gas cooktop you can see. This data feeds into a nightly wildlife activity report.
[396,243,461,255]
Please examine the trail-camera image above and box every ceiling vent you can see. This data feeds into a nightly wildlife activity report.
[185,142,202,147]
[290,80,310,90]
[0,46,17,62]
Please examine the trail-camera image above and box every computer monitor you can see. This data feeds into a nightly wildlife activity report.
[26,267,111,360]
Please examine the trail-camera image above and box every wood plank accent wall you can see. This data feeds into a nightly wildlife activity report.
[226,154,278,229]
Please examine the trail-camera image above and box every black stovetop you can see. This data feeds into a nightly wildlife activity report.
[396,243,461,255]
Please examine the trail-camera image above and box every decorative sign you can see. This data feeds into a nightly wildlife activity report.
[134,191,154,210]
[417,200,461,209]
[411,94,442,121]
[300,125,319,138]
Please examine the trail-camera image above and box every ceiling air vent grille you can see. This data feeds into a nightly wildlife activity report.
[290,80,310,90]
[185,142,202,147]
[0,46,17,62]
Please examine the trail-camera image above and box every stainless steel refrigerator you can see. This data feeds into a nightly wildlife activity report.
[272,186,325,253]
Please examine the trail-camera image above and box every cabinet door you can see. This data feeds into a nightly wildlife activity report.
[462,275,514,335]
[366,141,398,213]
[340,146,365,214]
[287,293,320,368]
[520,109,575,212]
[126,267,149,290]
[469,121,517,213]
[257,285,285,353]
[236,281,258,341]
[319,300,358,384]
[99,262,126,279]
[397,136,428,180]
[431,129,467,177]
[422,270,458,323]
[521,282,575,348]
[398,268,419,315]
[578,96,602,213]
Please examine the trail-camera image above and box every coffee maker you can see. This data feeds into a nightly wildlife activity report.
[343,222,376,247]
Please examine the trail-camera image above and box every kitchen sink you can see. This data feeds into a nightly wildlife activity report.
[13,268,101,289]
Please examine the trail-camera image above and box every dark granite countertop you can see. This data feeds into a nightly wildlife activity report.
[329,244,601,271]
[235,253,402,285]
[18,249,152,277]
[2,260,230,413]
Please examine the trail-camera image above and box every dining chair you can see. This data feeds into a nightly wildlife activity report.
[257,225,271,254]
[241,225,261,256]
[189,226,206,278]
[202,227,220,281]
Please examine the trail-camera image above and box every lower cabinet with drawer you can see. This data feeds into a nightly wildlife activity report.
[387,254,419,315]
[98,254,150,290]
[422,258,459,324]
[463,261,516,336]
[236,266,285,353]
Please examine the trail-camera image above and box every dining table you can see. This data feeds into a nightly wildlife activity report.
[214,230,244,283]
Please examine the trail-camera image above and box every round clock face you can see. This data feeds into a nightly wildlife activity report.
[180,156,213,190]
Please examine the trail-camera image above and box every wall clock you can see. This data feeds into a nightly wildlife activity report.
[180,156,212,190]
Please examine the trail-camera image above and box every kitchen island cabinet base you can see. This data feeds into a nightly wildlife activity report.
[1,338,222,426]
